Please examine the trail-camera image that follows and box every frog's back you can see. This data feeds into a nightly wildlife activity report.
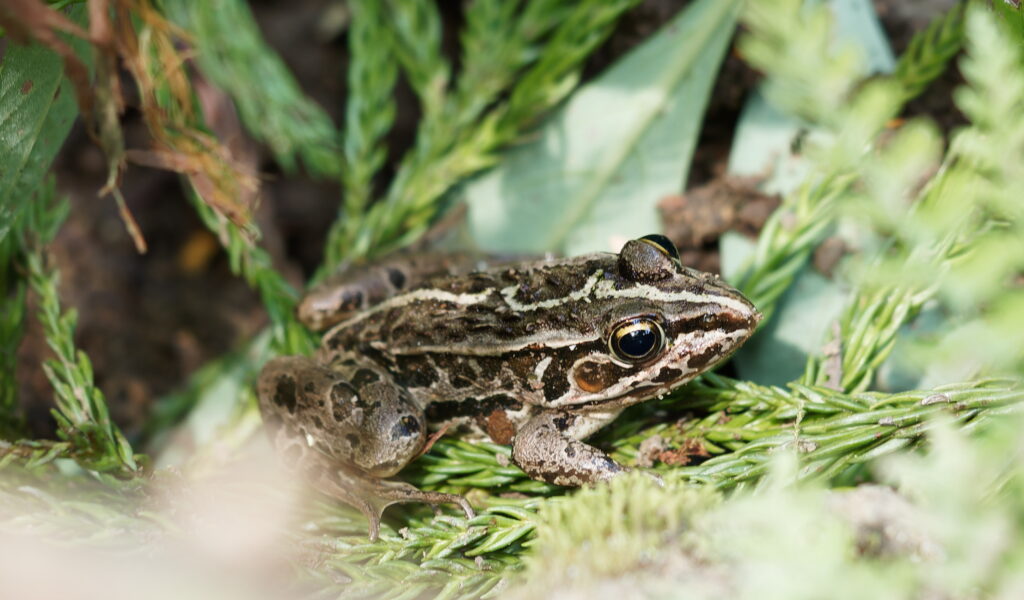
[298,251,507,331]
[324,253,614,354]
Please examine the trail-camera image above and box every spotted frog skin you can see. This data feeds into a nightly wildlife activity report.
[257,235,761,538]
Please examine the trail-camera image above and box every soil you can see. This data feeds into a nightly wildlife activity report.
[14,0,965,440]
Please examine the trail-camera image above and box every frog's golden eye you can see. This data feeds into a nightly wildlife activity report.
[609,318,665,363]
[638,234,680,262]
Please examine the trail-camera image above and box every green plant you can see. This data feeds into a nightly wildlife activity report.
[1,1,1023,599]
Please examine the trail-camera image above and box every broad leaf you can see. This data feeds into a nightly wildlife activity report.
[0,42,79,243]
[464,0,739,255]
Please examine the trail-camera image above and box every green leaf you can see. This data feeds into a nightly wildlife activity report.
[893,2,964,102]
[463,0,739,255]
[0,42,79,243]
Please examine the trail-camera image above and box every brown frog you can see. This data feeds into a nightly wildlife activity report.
[257,235,760,538]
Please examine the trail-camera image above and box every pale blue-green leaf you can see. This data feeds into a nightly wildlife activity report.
[829,0,897,74]
[464,0,739,255]
[732,267,847,385]
[0,42,79,244]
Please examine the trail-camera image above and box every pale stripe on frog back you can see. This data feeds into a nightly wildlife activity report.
[592,279,753,315]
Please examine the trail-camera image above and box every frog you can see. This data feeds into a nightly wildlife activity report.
[257,234,761,539]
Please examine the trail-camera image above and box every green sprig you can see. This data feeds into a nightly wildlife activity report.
[893,2,965,102]
[731,175,854,322]
[161,0,344,178]
[306,498,541,599]
[321,0,399,274]
[386,0,449,121]
[20,182,140,475]
[348,0,641,260]
[675,376,1023,490]
[0,236,27,440]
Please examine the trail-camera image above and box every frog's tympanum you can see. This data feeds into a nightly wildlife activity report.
[258,235,760,538]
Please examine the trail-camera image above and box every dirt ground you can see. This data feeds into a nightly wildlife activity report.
[14,0,962,439]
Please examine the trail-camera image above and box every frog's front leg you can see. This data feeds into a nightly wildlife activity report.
[511,409,627,486]
[257,356,473,540]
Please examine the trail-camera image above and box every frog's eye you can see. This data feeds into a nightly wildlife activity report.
[638,234,680,262]
[609,318,665,363]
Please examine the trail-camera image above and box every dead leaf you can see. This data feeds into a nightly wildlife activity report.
[1,0,259,253]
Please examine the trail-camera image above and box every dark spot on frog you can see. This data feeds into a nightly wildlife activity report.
[311,415,324,430]
[387,267,407,289]
[341,290,364,311]
[427,394,521,422]
[330,381,357,403]
[687,343,724,370]
[447,360,477,389]
[652,367,683,383]
[552,414,575,432]
[352,368,380,387]
[542,357,570,402]
[345,434,361,448]
[505,352,538,380]
[564,445,576,458]
[21,80,34,94]
[273,375,298,414]
[394,355,439,388]
[304,382,316,394]
[474,357,502,381]
[465,276,493,294]
[330,382,358,421]
[361,345,396,371]
[392,415,421,439]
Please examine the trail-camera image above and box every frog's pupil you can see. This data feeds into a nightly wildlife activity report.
[618,327,656,358]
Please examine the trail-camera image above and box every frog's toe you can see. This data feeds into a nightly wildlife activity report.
[364,479,475,521]
[335,474,474,538]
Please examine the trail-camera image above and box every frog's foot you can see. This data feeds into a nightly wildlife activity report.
[314,467,474,541]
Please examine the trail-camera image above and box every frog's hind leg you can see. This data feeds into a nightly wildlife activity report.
[257,356,473,540]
